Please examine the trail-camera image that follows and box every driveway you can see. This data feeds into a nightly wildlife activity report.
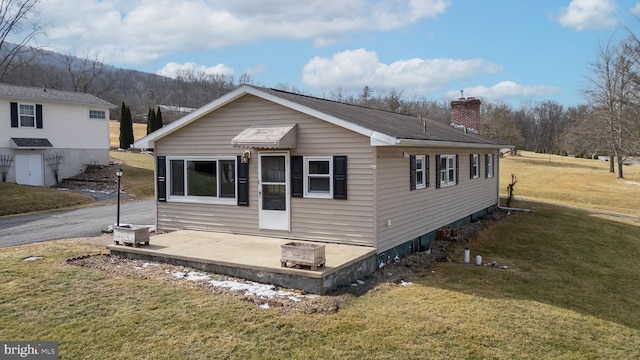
[0,200,155,248]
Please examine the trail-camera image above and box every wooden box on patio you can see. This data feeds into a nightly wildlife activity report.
[281,242,326,270]
[113,225,150,247]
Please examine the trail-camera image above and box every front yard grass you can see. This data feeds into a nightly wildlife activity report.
[1,200,639,359]
[0,182,95,216]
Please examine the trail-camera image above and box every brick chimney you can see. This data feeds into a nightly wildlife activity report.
[450,96,481,134]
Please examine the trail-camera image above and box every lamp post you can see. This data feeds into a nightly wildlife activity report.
[116,168,123,227]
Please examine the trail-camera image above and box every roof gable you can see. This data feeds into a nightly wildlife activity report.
[134,85,503,149]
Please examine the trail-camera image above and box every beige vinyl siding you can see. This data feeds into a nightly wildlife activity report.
[156,94,375,247]
[375,147,499,253]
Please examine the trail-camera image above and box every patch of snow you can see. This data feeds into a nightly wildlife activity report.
[276,290,294,297]
[172,271,211,282]
[134,262,159,270]
[400,280,413,287]
[288,296,301,302]
[209,279,278,298]
[259,303,270,309]
[22,256,44,261]
[625,181,640,187]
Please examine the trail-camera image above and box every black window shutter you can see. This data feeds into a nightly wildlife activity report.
[157,156,166,202]
[435,154,441,189]
[425,155,430,187]
[237,155,249,206]
[36,104,43,128]
[409,155,416,190]
[455,155,459,184]
[469,154,474,179]
[333,155,347,200]
[291,156,303,198]
[10,102,18,127]
[485,154,490,178]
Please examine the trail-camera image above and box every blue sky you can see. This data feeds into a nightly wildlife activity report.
[21,0,640,107]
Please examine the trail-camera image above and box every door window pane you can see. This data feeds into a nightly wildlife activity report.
[261,156,285,182]
[262,184,286,210]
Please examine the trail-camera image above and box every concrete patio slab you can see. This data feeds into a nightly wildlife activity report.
[107,230,377,294]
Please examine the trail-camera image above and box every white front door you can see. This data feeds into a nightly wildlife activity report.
[15,154,44,186]
[258,152,290,231]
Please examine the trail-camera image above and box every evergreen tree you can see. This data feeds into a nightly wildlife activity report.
[146,107,154,135]
[152,106,164,132]
[119,102,134,149]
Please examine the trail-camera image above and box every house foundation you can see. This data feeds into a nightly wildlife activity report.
[107,230,377,294]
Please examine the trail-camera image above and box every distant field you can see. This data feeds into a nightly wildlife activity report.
[500,151,640,218]
[108,120,148,149]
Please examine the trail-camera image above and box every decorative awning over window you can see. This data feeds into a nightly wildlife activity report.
[231,124,297,149]
[11,137,53,149]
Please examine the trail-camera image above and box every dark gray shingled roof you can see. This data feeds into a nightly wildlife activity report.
[255,86,500,146]
[0,83,115,107]
[11,138,53,148]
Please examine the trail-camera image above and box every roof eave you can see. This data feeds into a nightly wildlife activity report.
[387,138,508,149]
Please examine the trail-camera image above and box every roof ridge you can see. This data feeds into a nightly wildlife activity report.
[258,85,422,120]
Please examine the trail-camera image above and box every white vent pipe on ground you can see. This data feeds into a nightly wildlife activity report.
[476,255,482,265]
[464,248,470,264]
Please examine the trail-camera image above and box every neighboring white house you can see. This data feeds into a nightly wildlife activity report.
[0,83,115,187]
[135,85,506,265]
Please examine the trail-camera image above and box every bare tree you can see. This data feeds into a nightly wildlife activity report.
[583,39,636,178]
[59,53,110,94]
[0,0,42,81]
[480,103,523,148]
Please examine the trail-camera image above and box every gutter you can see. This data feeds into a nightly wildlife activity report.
[390,138,505,149]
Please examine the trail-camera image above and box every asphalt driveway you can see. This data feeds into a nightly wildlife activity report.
[0,200,155,247]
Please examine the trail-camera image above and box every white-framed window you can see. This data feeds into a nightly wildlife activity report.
[486,154,494,178]
[304,156,332,198]
[19,103,35,127]
[439,154,457,187]
[471,154,480,179]
[168,156,236,204]
[415,155,426,189]
[89,110,106,119]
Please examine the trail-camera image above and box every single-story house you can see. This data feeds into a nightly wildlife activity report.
[0,83,115,186]
[134,85,505,266]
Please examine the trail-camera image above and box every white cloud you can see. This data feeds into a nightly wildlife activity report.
[301,48,503,94]
[156,62,234,78]
[554,0,618,30]
[244,65,266,75]
[631,3,640,15]
[31,0,451,66]
[446,81,562,102]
